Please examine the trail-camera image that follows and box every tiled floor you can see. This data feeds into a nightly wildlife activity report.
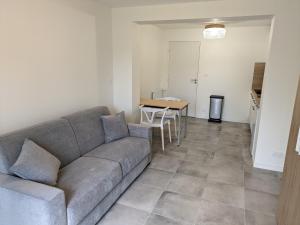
[98,118,281,225]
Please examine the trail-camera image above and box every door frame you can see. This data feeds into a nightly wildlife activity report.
[277,76,300,225]
[167,41,201,117]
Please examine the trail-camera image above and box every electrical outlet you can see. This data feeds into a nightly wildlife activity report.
[273,152,284,159]
[295,128,300,155]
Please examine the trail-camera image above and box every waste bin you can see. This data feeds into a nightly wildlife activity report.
[209,95,224,123]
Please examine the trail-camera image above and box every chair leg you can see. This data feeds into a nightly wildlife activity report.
[161,127,165,151]
[174,117,177,138]
[168,122,172,143]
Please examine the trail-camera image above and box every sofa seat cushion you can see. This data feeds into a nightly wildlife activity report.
[57,157,122,225]
[84,137,151,176]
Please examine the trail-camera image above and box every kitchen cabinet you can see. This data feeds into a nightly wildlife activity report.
[249,62,265,158]
[249,91,260,158]
[249,93,257,133]
[252,63,265,91]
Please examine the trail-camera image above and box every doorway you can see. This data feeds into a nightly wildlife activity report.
[277,77,300,225]
[167,41,201,117]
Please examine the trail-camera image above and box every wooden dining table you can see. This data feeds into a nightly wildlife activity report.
[140,98,189,146]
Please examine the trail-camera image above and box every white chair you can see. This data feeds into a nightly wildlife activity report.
[156,97,181,137]
[139,105,172,151]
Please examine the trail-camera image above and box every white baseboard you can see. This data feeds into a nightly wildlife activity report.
[254,161,284,172]
[195,114,249,124]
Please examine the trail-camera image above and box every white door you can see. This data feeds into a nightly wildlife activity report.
[168,41,200,117]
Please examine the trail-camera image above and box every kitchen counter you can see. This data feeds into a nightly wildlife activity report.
[249,89,261,157]
[251,89,261,108]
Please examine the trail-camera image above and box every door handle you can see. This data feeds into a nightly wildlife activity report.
[190,78,198,84]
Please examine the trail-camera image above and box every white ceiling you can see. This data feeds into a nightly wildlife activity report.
[137,16,273,29]
[154,19,272,29]
[97,0,216,8]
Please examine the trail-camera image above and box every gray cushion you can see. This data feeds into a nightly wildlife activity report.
[57,157,122,225]
[84,137,151,176]
[78,155,151,225]
[0,119,80,174]
[63,106,110,155]
[128,123,153,141]
[101,111,129,143]
[9,139,61,186]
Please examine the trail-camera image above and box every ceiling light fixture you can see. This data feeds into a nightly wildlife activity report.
[203,24,226,39]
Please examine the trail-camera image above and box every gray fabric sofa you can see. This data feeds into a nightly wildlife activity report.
[0,106,152,225]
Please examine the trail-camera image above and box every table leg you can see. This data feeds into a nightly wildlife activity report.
[184,105,188,138]
[177,109,182,146]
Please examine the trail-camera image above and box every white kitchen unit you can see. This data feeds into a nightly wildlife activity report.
[249,91,260,158]
[249,62,265,160]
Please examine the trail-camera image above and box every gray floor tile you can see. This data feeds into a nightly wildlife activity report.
[244,165,281,177]
[196,200,245,225]
[118,183,163,212]
[166,145,189,153]
[186,135,220,145]
[209,152,243,167]
[219,134,245,148]
[207,163,244,186]
[153,191,201,224]
[145,214,192,225]
[245,210,277,225]
[166,173,206,197]
[184,150,214,163]
[182,141,219,153]
[202,181,245,208]
[245,189,278,216]
[157,151,187,160]
[97,204,149,225]
[176,161,210,178]
[97,118,281,225]
[245,170,281,195]
[149,154,182,173]
[136,168,174,189]
[216,145,244,158]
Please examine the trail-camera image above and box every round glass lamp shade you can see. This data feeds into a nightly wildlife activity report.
[203,24,226,39]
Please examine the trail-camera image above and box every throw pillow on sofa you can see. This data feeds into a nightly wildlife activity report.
[9,139,61,186]
[101,111,129,143]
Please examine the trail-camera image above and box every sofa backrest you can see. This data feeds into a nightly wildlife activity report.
[63,106,110,155]
[0,119,80,174]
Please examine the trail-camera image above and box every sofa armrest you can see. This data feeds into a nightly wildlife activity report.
[0,173,67,225]
[128,123,152,141]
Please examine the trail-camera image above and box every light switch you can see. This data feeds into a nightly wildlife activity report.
[295,128,300,155]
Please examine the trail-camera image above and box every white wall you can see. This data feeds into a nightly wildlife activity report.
[254,2,300,171]
[96,2,113,108]
[0,0,113,134]
[159,26,270,123]
[138,25,164,99]
[112,0,300,171]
